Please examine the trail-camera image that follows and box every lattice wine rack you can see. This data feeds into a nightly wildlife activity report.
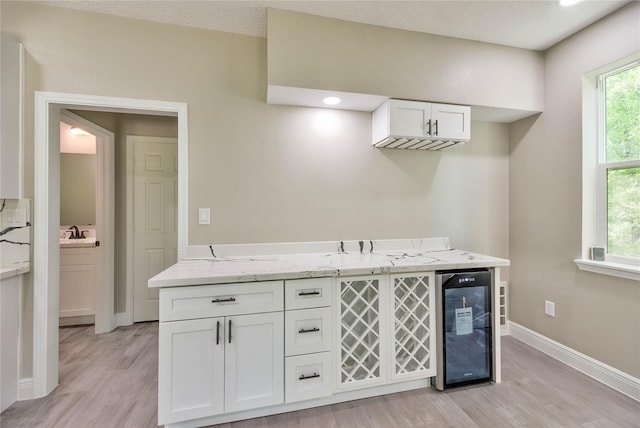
[391,274,434,379]
[339,277,382,386]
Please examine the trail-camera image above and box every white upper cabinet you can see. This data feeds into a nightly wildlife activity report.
[0,34,24,198]
[373,99,470,150]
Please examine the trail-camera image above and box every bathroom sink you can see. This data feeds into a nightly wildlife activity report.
[59,238,96,248]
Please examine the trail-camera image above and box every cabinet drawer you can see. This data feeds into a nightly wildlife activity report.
[160,281,284,322]
[60,248,96,266]
[285,307,332,356]
[285,352,332,403]
[285,277,333,310]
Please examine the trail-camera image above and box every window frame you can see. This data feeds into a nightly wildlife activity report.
[596,60,640,265]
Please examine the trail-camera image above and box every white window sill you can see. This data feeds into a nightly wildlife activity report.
[574,259,640,282]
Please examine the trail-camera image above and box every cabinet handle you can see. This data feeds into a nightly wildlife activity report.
[228,319,232,344]
[298,290,320,297]
[299,373,320,380]
[211,297,236,304]
[426,119,432,136]
[298,327,320,334]
[434,119,439,136]
[216,320,220,345]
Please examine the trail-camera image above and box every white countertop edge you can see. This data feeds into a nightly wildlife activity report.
[1,265,31,280]
[574,259,640,282]
[148,254,510,288]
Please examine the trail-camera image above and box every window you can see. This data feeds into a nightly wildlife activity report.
[598,61,640,263]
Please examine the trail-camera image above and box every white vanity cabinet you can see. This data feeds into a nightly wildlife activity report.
[158,281,284,425]
[59,247,96,318]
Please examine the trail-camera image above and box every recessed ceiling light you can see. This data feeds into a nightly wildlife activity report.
[322,96,341,106]
[70,126,91,136]
[559,0,582,6]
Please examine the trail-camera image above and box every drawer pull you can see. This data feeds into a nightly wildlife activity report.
[298,290,320,297]
[298,327,320,334]
[211,297,236,304]
[299,373,320,380]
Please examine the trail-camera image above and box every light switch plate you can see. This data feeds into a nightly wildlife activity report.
[198,208,210,225]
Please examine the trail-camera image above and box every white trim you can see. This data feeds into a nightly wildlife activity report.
[17,377,33,401]
[114,312,132,327]
[574,259,640,281]
[126,135,178,323]
[60,110,116,334]
[509,321,640,402]
[33,91,188,398]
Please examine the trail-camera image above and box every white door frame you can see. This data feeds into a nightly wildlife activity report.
[34,91,188,398]
[60,110,115,334]
[125,135,178,324]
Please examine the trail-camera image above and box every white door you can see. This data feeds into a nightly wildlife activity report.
[224,312,284,413]
[133,138,178,322]
[158,317,225,425]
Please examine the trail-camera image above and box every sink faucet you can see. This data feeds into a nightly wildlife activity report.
[69,225,80,239]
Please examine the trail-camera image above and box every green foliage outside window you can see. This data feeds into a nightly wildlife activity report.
[604,64,640,258]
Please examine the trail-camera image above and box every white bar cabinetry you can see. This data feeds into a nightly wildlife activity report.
[158,281,284,425]
[336,272,436,391]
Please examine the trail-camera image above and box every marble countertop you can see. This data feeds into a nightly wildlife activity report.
[148,247,510,288]
[1,263,30,280]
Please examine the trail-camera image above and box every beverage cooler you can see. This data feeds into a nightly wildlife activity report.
[434,269,493,390]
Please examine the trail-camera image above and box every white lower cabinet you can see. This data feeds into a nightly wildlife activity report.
[158,274,437,426]
[224,312,284,413]
[158,317,225,424]
[389,273,436,381]
[158,281,284,426]
[336,275,388,391]
[336,273,436,391]
[285,352,332,403]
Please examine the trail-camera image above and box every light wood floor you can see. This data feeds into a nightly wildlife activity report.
[1,322,638,427]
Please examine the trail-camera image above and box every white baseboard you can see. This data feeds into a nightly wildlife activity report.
[115,312,133,327]
[509,321,640,402]
[17,377,33,401]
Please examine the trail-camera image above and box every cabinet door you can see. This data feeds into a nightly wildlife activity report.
[158,318,225,425]
[390,273,436,382]
[225,312,284,413]
[389,99,431,138]
[336,275,387,391]
[431,103,470,141]
[59,264,96,317]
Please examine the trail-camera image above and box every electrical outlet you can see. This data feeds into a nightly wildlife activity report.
[545,300,555,317]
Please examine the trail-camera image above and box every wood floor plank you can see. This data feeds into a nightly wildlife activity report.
[1,325,638,428]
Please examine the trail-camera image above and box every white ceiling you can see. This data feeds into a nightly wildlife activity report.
[38,0,632,51]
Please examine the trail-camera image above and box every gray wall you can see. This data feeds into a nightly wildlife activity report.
[509,3,640,377]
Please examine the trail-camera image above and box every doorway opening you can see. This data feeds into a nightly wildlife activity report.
[33,92,188,398]
[58,110,114,334]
